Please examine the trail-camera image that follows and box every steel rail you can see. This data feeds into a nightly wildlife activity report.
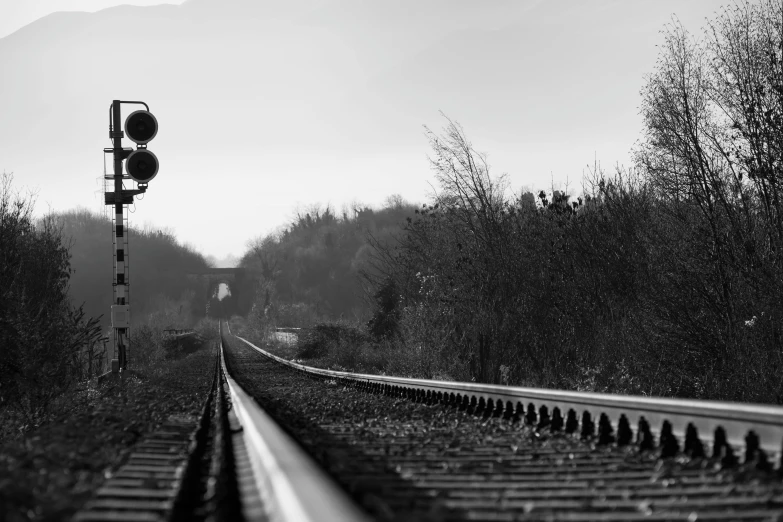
[219,323,369,522]
[229,327,783,462]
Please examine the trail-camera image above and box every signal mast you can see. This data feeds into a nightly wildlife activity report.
[104,100,159,374]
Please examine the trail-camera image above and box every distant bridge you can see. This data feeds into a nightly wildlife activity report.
[186,267,251,316]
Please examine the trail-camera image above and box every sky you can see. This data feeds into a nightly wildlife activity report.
[0,0,187,39]
[0,0,728,261]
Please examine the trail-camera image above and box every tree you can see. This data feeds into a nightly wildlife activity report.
[0,173,101,415]
[635,0,783,399]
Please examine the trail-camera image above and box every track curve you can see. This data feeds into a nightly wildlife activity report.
[222,321,783,521]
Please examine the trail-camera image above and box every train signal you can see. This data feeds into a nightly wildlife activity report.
[104,99,159,375]
[123,109,159,183]
[124,110,158,144]
[126,149,159,183]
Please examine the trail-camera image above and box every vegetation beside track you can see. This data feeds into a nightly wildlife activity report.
[222,329,783,521]
[1,171,216,443]
[0,341,216,521]
[237,1,783,404]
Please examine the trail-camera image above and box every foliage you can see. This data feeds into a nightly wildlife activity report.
[364,0,783,403]
[247,1,783,404]
[239,199,419,329]
[360,2,783,402]
[367,277,400,339]
[632,0,783,400]
[0,175,212,421]
[129,291,208,375]
[55,208,211,331]
[296,322,369,360]
[0,173,102,417]
[193,316,220,343]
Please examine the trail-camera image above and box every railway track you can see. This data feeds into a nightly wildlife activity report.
[73,348,245,522]
[72,329,366,522]
[73,323,783,521]
[222,322,783,521]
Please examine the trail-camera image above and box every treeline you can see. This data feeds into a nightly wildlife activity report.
[0,180,214,424]
[240,1,783,404]
[56,208,211,330]
[0,174,101,416]
[239,198,418,327]
[367,1,783,403]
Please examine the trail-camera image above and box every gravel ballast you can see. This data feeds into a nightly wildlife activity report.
[222,330,783,521]
[0,345,216,522]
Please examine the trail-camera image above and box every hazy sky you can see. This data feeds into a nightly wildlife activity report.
[0,0,727,261]
[0,0,186,38]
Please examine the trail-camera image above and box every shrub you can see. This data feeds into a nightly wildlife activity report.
[296,322,368,360]
[0,173,102,417]
[367,277,400,339]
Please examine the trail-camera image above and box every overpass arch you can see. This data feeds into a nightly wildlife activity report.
[186,267,251,317]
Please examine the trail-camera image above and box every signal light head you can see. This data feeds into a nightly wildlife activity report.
[124,110,158,144]
[126,149,159,183]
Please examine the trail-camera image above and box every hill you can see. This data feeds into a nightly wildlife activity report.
[239,199,418,325]
[56,209,210,330]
